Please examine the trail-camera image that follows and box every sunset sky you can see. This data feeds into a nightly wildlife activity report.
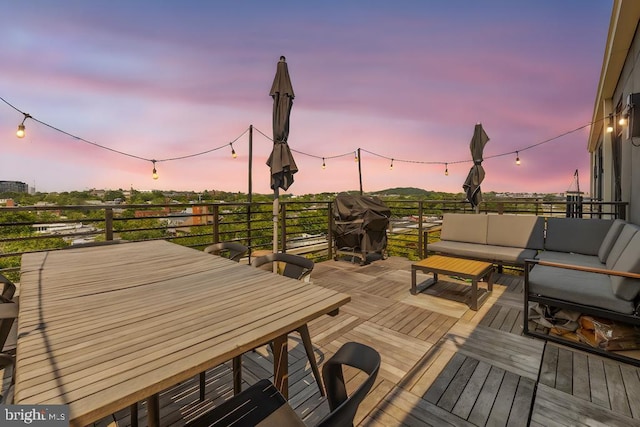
[0,1,612,196]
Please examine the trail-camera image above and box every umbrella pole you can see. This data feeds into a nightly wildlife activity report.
[273,187,279,272]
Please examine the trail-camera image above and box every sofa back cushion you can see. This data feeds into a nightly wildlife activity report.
[606,224,640,269]
[544,218,613,255]
[610,231,640,301]
[598,219,627,263]
[440,213,488,244]
[486,215,544,249]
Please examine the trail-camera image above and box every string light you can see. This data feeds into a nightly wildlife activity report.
[230,142,237,158]
[619,114,627,126]
[322,157,326,169]
[151,160,159,180]
[445,163,449,176]
[515,151,521,166]
[354,151,358,162]
[16,113,31,138]
[389,158,394,170]
[607,114,614,133]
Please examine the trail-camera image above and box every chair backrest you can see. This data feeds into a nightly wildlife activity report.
[204,242,248,263]
[0,274,16,301]
[315,342,381,427]
[251,253,314,280]
[0,274,18,353]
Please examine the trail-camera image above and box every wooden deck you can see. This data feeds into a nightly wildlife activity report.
[8,255,640,426]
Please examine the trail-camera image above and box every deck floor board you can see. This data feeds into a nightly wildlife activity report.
[14,255,640,426]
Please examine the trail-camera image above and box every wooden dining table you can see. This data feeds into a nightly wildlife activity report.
[14,240,350,427]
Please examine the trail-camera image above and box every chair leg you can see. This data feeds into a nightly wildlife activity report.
[130,402,138,427]
[199,372,205,401]
[296,324,325,396]
[233,355,242,395]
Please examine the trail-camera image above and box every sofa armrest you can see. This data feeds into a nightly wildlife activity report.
[423,226,442,257]
[525,258,640,280]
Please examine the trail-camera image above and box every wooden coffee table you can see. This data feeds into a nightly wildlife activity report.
[411,255,494,310]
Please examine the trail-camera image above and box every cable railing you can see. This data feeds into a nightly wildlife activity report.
[0,197,628,279]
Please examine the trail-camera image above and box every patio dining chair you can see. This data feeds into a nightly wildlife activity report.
[0,274,18,402]
[250,253,323,394]
[203,242,248,263]
[250,252,314,280]
[185,341,381,427]
[0,274,17,355]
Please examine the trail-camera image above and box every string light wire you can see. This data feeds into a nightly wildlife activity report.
[1,95,607,177]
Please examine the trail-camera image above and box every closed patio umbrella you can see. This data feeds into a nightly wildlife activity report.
[463,123,490,213]
[267,56,297,253]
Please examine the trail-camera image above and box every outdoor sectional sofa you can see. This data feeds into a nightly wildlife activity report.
[426,213,546,268]
[426,213,640,364]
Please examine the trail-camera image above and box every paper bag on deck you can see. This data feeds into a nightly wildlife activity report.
[578,315,640,351]
[576,328,599,348]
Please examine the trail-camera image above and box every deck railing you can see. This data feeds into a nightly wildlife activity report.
[0,197,627,279]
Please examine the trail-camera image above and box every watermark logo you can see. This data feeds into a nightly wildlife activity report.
[1,405,68,426]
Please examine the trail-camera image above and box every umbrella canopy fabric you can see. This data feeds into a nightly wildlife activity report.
[267,56,297,191]
[463,123,490,210]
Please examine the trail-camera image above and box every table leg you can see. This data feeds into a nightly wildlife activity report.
[146,394,160,427]
[487,269,494,292]
[471,279,478,311]
[411,267,417,295]
[411,267,438,295]
[272,334,289,399]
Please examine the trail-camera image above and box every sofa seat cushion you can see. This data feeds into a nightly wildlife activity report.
[545,218,613,256]
[535,251,605,269]
[440,213,488,244]
[429,241,537,264]
[529,265,635,314]
[487,215,544,250]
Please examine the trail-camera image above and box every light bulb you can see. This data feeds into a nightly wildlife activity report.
[354,152,358,162]
[322,158,326,169]
[16,113,30,138]
[232,148,237,158]
[445,164,449,176]
[389,159,394,170]
[516,152,521,166]
[152,161,159,180]
[619,115,627,126]
[606,114,614,133]
[16,124,25,138]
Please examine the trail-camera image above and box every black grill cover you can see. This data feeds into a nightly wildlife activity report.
[332,194,390,256]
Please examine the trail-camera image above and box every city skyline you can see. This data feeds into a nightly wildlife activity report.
[1,1,612,195]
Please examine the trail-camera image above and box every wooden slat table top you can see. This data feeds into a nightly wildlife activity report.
[15,240,350,427]
[413,255,493,278]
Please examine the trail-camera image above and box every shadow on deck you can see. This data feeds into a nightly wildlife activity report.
[93,257,640,426]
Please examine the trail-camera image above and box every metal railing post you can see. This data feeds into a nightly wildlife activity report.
[105,208,113,241]
[213,205,219,243]
[418,201,424,259]
[327,201,334,260]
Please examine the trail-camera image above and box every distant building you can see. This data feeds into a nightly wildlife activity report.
[0,180,28,193]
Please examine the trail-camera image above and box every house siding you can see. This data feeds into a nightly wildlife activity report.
[590,0,640,224]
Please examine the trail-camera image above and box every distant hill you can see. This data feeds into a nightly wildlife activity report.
[370,187,437,197]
